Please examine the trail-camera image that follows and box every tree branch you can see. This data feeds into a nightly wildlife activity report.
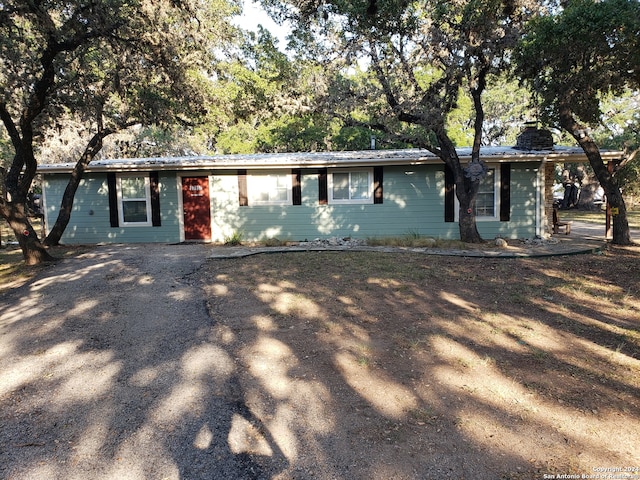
[0,101,22,153]
[368,39,402,113]
[618,147,639,170]
[470,64,489,162]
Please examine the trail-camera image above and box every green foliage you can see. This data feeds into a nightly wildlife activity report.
[446,92,475,147]
[224,230,244,246]
[618,158,640,202]
[595,90,640,198]
[0,0,239,158]
[481,75,537,146]
[261,114,329,152]
[0,0,240,258]
[0,133,11,170]
[516,1,640,201]
[331,126,377,151]
[270,0,540,149]
[5,1,233,126]
[216,123,261,154]
[516,0,640,126]
[515,0,638,243]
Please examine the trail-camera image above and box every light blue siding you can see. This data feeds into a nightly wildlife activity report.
[42,161,540,244]
[209,164,537,242]
[44,173,182,244]
[476,163,539,240]
[208,166,457,242]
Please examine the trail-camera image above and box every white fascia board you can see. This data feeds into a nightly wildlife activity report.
[36,147,623,174]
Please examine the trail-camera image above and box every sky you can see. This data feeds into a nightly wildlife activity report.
[233,0,292,49]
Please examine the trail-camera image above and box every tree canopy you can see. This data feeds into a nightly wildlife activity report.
[0,0,238,263]
[258,0,541,242]
[516,0,639,125]
[515,0,640,244]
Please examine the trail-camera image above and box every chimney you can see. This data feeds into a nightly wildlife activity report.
[514,122,554,150]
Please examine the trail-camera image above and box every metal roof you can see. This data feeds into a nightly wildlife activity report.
[37,146,623,173]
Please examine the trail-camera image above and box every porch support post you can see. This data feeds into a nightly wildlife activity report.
[606,160,613,239]
[542,159,555,238]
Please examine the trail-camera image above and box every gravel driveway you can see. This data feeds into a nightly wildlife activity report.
[0,244,287,480]
[4,238,638,480]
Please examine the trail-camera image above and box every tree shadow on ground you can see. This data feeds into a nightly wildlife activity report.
[2,244,638,479]
[201,247,640,479]
[0,244,287,479]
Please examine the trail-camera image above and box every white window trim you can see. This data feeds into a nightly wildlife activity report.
[328,168,374,205]
[455,166,500,221]
[117,174,152,226]
[247,170,293,206]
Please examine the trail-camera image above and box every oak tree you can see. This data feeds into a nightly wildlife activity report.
[262,0,539,242]
[0,0,236,263]
[515,0,639,244]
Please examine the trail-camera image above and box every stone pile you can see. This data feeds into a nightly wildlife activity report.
[297,237,367,248]
[522,236,560,247]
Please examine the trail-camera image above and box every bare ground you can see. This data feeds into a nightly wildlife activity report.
[1,243,639,479]
[202,246,640,479]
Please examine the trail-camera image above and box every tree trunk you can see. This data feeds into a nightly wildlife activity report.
[559,105,632,245]
[2,201,55,265]
[457,180,484,244]
[458,66,486,244]
[437,129,484,243]
[0,140,55,264]
[2,82,56,264]
[576,173,599,210]
[44,129,110,246]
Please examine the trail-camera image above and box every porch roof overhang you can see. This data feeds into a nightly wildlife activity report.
[37,146,624,174]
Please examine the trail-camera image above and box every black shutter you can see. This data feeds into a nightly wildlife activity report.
[107,173,119,227]
[292,169,302,205]
[150,171,161,227]
[238,169,248,206]
[318,168,328,205]
[373,166,383,204]
[500,163,511,222]
[444,165,455,223]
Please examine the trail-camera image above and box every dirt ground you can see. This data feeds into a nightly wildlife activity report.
[202,246,640,479]
[1,242,639,479]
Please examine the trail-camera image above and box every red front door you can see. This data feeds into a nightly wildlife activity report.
[182,177,212,241]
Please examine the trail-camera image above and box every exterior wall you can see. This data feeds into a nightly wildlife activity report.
[210,165,459,242]
[42,161,540,244]
[477,162,540,240]
[208,163,539,242]
[43,173,182,244]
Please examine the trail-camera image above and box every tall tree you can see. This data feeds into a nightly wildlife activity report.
[597,90,640,204]
[212,27,362,154]
[263,0,539,242]
[0,0,237,264]
[515,0,639,244]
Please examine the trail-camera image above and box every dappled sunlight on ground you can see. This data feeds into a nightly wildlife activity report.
[1,244,289,479]
[333,350,418,419]
[1,244,639,479]
[228,413,274,456]
[202,248,640,478]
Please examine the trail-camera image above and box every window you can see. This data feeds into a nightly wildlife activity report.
[475,168,496,217]
[452,167,500,221]
[118,175,152,225]
[329,169,373,204]
[248,171,292,205]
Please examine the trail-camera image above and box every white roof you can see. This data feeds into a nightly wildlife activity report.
[37,146,622,173]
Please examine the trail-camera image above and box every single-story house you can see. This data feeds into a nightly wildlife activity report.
[38,144,622,244]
